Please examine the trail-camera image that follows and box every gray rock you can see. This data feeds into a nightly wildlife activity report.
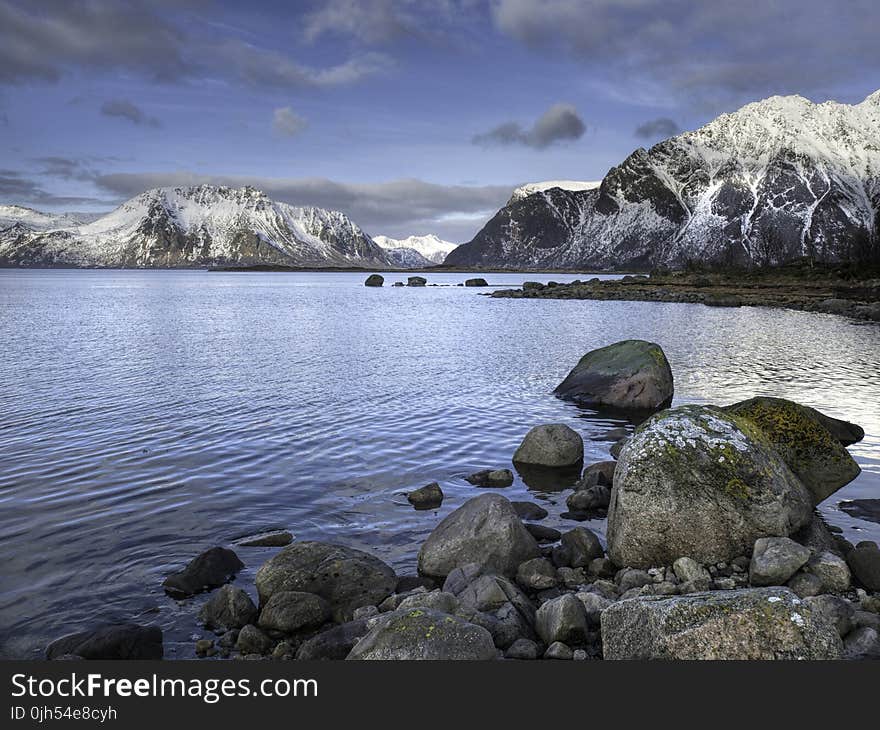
[516,558,559,591]
[557,566,587,589]
[466,468,514,488]
[843,627,880,659]
[258,591,330,634]
[607,405,814,567]
[609,437,629,460]
[396,590,459,615]
[804,551,851,593]
[673,557,710,584]
[511,501,548,520]
[524,523,561,543]
[803,595,855,636]
[846,542,880,591]
[588,557,617,578]
[543,641,574,660]
[352,605,379,620]
[46,623,163,660]
[853,609,880,631]
[566,484,611,512]
[417,494,540,578]
[575,591,612,625]
[513,424,584,468]
[295,619,370,660]
[364,274,384,287]
[601,587,842,660]
[464,278,488,287]
[561,527,604,568]
[553,340,674,412]
[581,460,616,486]
[235,624,272,655]
[347,609,496,660]
[234,530,293,548]
[787,571,824,598]
[750,537,812,586]
[199,584,258,630]
[407,276,427,287]
[505,638,539,660]
[725,397,861,503]
[442,563,484,595]
[255,541,397,622]
[162,546,245,598]
[195,639,214,656]
[726,397,864,446]
[617,568,654,592]
[406,482,443,510]
[792,514,845,557]
[535,594,588,645]
[395,575,438,593]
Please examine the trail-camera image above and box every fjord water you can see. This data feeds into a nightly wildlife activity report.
[1,269,879,659]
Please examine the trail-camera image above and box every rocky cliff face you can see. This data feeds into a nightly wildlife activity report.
[446,91,880,270]
[0,186,393,268]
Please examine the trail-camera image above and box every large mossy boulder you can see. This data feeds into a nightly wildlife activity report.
[553,340,674,412]
[364,274,384,287]
[607,405,814,567]
[601,588,842,660]
[513,423,584,468]
[417,494,540,578]
[346,609,496,660]
[255,542,397,622]
[724,397,861,504]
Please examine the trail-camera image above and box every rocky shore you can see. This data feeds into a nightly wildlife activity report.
[488,264,880,322]
[45,340,880,661]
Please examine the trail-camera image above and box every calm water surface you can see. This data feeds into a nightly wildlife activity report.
[1,269,879,658]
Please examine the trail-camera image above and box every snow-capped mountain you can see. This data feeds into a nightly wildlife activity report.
[447,91,880,269]
[509,180,600,202]
[0,205,99,230]
[373,234,457,264]
[0,186,394,268]
[380,246,434,268]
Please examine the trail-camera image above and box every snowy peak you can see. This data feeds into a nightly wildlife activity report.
[511,180,600,202]
[373,233,457,264]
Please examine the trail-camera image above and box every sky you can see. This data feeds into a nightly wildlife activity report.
[2,0,879,242]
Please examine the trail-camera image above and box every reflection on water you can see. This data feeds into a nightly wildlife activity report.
[0,269,878,658]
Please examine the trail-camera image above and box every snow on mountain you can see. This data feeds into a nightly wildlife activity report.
[373,234,458,264]
[510,180,601,202]
[380,246,434,268]
[0,205,97,230]
[447,90,880,270]
[0,186,394,268]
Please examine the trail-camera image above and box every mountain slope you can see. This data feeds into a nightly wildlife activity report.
[447,91,880,270]
[0,186,394,269]
[373,234,457,264]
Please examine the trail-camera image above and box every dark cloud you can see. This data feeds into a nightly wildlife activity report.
[490,0,880,105]
[100,99,161,127]
[93,171,513,240]
[473,103,586,149]
[634,117,680,139]
[32,156,99,181]
[0,169,105,206]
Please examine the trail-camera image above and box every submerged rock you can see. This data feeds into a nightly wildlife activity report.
[839,499,880,524]
[199,584,258,630]
[607,405,814,567]
[255,542,397,622]
[464,278,488,287]
[513,424,584,468]
[407,276,427,287]
[364,274,384,287]
[466,468,514,488]
[725,396,860,504]
[347,609,496,660]
[417,494,540,578]
[601,588,842,660]
[511,501,549,521]
[406,482,444,510]
[553,339,674,412]
[46,623,163,660]
[234,530,293,548]
[162,547,244,598]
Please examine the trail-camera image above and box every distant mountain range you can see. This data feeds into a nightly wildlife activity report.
[447,90,880,270]
[373,234,458,265]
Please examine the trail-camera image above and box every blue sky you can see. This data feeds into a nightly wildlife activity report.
[2,0,879,241]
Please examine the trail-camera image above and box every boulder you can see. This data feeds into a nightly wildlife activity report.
[513,424,584,468]
[581,461,616,486]
[544,641,574,660]
[672,557,711,584]
[235,624,272,655]
[199,584,258,630]
[576,591,612,625]
[724,397,860,503]
[162,547,244,598]
[803,595,855,636]
[295,619,370,660]
[406,482,443,510]
[364,274,384,287]
[465,468,514,488]
[505,638,539,660]
[417,494,540,578]
[516,558,559,591]
[601,588,842,660]
[396,590,459,615]
[846,542,880,591]
[607,405,814,567]
[46,624,163,660]
[749,537,812,586]
[464,278,488,287]
[561,527,604,568]
[787,572,824,598]
[234,530,293,548]
[255,542,397,622]
[535,594,588,645]
[407,276,427,287]
[553,340,674,412]
[511,501,548,520]
[524,523,561,543]
[346,609,496,660]
[804,551,851,593]
[728,398,864,446]
[566,484,610,513]
[258,591,330,634]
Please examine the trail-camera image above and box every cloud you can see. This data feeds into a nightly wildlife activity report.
[273,107,307,136]
[100,99,161,127]
[473,103,586,149]
[490,0,880,105]
[92,171,513,241]
[32,156,99,181]
[0,169,106,206]
[634,117,680,139]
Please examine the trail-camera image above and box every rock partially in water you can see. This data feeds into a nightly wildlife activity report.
[407,276,427,287]
[601,587,842,660]
[46,623,163,660]
[524,523,561,543]
[513,424,584,468]
[565,484,610,513]
[258,591,330,634]
[724,397,860,504]
[234,530,293,548]
[581,460,616,486]
[607,405,814,568]
[417,493,540,578]
[511,501,548,521]
[255,542,397,622]
[749,537,812,586]
[553,339,674,412]
[609,437,629,460]
[464,278,488,287]
[346,609,496,660]
[406,482,443,510]
[839,499,880,524]
[162,547,245,598]
[465,468,514,488]
[364,274,384,287]
[199,584,258,630]
[726,395,864,446]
